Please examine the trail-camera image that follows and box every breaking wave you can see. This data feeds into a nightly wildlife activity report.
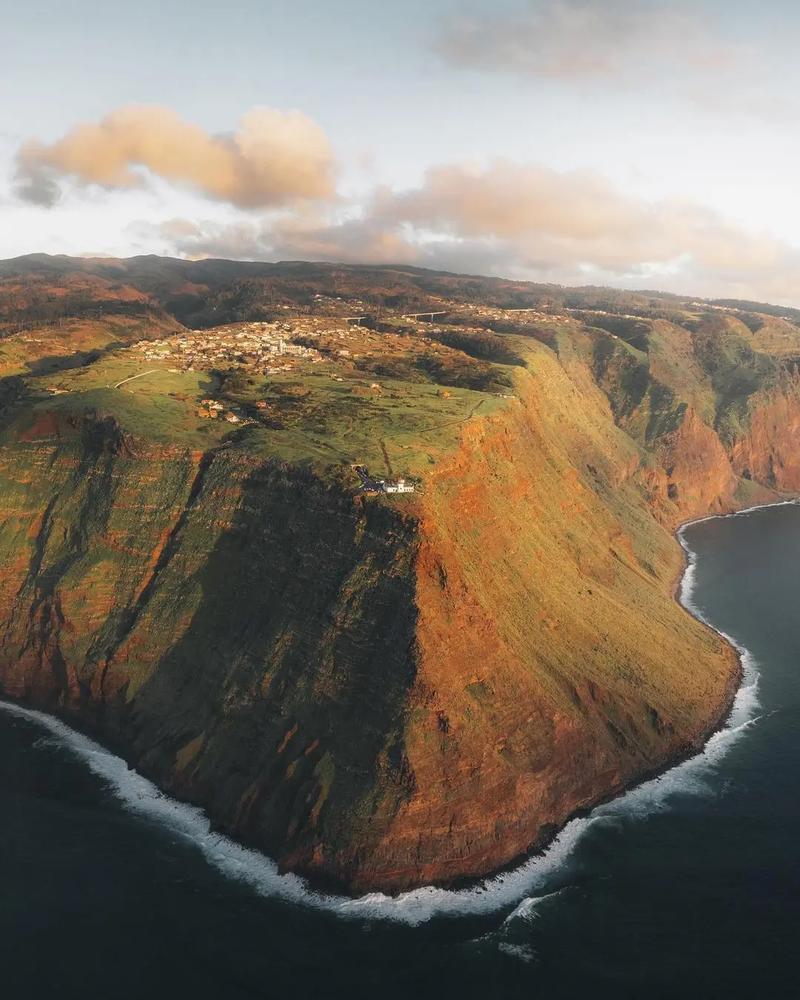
[0,504,778,926]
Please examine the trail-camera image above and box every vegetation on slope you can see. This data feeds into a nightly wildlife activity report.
[0,255,799,891]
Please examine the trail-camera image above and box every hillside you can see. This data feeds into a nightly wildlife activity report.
[0,255,798,892]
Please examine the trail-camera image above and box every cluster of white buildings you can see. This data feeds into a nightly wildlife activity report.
[133,322,325,374]
[383,478,415,494]
[354,466,416,495]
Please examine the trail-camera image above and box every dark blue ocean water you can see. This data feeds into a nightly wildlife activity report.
[2,503,799,999]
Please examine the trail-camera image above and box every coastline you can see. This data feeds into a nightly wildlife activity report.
[667,499,799,771]
[668,498,800,728]
[0,499,787,922]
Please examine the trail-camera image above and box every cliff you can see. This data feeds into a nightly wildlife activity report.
[0,257,798,892]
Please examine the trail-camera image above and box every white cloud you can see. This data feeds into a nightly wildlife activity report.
[132,158,800,304]
[14,105,336,209]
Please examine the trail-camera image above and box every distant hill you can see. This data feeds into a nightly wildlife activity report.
[5,252,793,331]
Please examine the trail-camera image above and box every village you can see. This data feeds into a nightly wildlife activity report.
[132,321,327,375]
[129,300,567,379]
[114,305,545,492]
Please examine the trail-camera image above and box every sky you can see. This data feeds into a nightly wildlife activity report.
[3,0,800,303]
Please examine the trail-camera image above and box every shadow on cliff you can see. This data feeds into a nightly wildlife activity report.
[123,457,420,886]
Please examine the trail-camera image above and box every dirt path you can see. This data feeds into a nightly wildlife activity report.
[113,369,161,390]
[416,396,488,436]
[380,439,394,476]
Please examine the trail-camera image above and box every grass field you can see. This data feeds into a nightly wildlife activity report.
[235,371,509,474]
[19,347,512,478]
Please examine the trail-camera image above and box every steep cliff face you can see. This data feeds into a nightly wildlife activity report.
[1,258,800,893]
[655,407,739,519]
[0,413,423,881]
[728,378,800,491]
[580,312,800,526]
[337,355,738,889]
[643,379,800,523]
[0,346,742,892]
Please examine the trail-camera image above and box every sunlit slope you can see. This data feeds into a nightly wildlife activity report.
[1,256,800,891]
[356,345,738,888]
[0,334,736,892]
[560,313,800,519]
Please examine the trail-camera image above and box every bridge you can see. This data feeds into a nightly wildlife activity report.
[402,311,448,322]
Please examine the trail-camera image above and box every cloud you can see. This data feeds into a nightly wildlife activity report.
[132,210,419,266]
[138,159,800,304]
[377,162,800,298]
[435,0,741,81]
[14,105,336,209]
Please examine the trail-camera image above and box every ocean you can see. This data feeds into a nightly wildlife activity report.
[2,502,799,999]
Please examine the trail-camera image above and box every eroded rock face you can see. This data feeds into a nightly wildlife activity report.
[655,407,739,519]
[0,349,755,893]
[729,381,800,492]
[3,258,800,893]
[0,416,424,887]
[343,364,740,890]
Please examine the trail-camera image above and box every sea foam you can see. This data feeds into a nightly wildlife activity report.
[0,505,775,926]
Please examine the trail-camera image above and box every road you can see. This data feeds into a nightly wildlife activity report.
[113,369,162,390]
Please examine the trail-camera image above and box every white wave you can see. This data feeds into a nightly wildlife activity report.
[0,697,602,924]
[0,502,779,927]
[729,499,798,517]
[678,499,798,612]
[503,888,568,925]
[497,942,538,964]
